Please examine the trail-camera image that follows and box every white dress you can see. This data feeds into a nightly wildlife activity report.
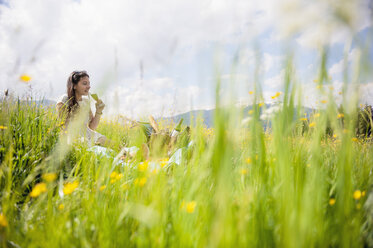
[57,94,105,146]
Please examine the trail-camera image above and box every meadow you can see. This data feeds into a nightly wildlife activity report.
[1,64,373,247]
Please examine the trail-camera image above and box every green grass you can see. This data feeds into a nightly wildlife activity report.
[1,73,373,247]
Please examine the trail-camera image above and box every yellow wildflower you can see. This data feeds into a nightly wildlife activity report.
[299,117,307,121]
[316,85,322,89]
[42,173,57,182]
[0,213,8,227]
[58,204,65,210]
[338,91,342,95]
[110,171,118,179]
[63,181,79,195]
[309,122,316,128]
[159,158,169,168]
[329,198,336,206]
[110,171,123,183]
[249,91,254,95]
[353,190,362,200]
[30,183,47,198]
[246,157,252,164]
[138,161,149,172]
[258,103,264,107]
[110,173,123,184]
[186,201,197,213]
[333,134,337,138]
[271,92,281,99]
[248,110,254,115]
[362,191,366,197]
[337,113,344,119]
[351,138,358,142]
[20,74,31,82]
[99,185,107,191]
[134,177,147,187]
[313,113,320,118]
[0,126,7,130]
[320,100,327,104]
[240,168,248,175]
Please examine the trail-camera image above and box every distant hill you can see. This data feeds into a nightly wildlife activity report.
[1,97,315,128]
[160,104,315,128]
[0,97,57,108]
[34,99,57,107]
[161,109,215,127]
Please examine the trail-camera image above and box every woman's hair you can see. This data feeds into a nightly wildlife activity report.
[66,70,89,114]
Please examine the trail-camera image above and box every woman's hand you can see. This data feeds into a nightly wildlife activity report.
[95,98,105,114]
[89,98,105,130]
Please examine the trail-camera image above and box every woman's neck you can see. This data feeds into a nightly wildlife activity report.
[75,93,82,101]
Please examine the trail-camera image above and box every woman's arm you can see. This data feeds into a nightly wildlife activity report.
[89,98,105,130]
[88,110,102,130]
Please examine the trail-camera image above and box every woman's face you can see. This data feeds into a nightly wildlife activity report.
[74,76,91,96]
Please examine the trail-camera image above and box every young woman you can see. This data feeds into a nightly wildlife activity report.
[56,71,110,147]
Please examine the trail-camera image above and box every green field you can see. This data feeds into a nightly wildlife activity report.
[2,0,373,247]
[1,76,373,247]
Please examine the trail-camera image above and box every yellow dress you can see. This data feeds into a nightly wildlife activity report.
[57,94,104,146]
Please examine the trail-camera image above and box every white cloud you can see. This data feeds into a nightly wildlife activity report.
[145,77,174,89]
[294,0,372,49]
[0,0,371,118]
[359,82,373,106]
[263,70,285,89]
[329,60,344,76]
[0,0,259,117]
[328,48,361,77]
[221,73,249,82]
[296,79,373,109]
[263,53,275,72]
[260,103,282,120]
[103,77,204,118]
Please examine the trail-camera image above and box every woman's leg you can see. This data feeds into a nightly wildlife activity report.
[96,136,117,149]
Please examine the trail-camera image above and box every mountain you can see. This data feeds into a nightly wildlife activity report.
[160,104,315,128]
[34,99,57,107]
[1,96,315,128]
[0,97,57,108]
[162,109,215,128]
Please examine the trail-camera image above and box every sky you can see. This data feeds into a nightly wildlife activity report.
[0,0,372,119]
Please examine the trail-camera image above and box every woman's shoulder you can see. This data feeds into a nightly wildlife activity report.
[56,94,69,105]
